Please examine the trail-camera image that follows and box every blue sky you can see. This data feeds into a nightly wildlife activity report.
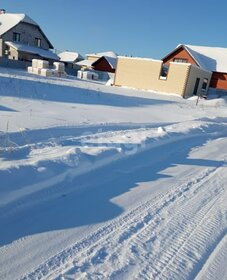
[1,0,227,59]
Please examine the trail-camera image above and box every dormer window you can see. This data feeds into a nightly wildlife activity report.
[35,38,41,47]
[13,32,20,42]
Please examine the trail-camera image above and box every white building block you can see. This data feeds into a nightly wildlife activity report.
[37,60,49,69]
[40,69,53,77]
[77,70,83,79]
[53,62,65,73]
[82,71,99,80]
[27,66,33,73]
[32,59,38,68]
[32,68,41,75]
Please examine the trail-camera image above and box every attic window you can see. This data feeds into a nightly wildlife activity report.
[35,38,41,47]
[13,32,20,42]
[173,58,188,63]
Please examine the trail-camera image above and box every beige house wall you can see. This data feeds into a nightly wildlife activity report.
[0,39,3,56]
[184,65,212,97]
[87,55,99,61]
[114,57,212,97]
[114,57,190,96]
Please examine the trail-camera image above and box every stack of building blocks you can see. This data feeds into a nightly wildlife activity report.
[27,59,66,77]
[53,62,66,77]
[77,70,99,80]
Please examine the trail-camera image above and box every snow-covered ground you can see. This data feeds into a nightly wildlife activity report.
[0,68,226,280]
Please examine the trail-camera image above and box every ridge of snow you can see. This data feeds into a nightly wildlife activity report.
[87,51,117,59]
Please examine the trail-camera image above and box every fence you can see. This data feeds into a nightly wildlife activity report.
[0,57,31,69]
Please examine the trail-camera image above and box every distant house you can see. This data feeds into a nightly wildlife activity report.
[58,51,83,68]
[0,11,59,63]
[162,44,227,92]
[77,51,117,73]
[58,51,83,75]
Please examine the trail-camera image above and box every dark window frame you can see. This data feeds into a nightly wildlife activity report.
[13,32,20,42]
[201,78,208,91]
[159,64,169,80]
[35,37,41,47]
[173,58,188,63]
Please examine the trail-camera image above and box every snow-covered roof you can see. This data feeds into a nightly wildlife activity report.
[167,44,227,73]
[76,59,94,67]
[0,12,54,49]
[86,51,117,59]
[76,56,117,70]
[94,56,117,69]
[184,44,227,73]
[5,41,59,60]
[58,51,83,63]
[118,55,160,62]
[0,13,38,36]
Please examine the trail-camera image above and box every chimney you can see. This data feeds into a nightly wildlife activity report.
[0,9,6,14]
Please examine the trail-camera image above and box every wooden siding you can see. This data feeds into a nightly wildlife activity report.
[210,72,227,90]
[92,57,115,73]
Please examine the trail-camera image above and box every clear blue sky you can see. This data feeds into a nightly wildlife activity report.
[1,0,227,59]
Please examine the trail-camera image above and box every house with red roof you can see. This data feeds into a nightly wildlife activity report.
[162,44,227,92]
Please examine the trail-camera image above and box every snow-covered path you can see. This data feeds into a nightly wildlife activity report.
[0,69,226,280]
[1,126,226,280]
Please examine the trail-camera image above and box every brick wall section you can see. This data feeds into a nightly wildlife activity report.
[114,57,190,96]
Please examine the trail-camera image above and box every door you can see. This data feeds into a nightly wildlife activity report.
[193,78,200,95]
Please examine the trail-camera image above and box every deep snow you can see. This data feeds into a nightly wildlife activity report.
[0,68,226,280]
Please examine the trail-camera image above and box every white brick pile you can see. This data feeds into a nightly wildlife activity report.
[77,70,99,80]
[27,59,66,77]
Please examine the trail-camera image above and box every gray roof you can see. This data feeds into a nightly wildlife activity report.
[0,13,37,36]
[0,13,54,49]
[5,41,59,60]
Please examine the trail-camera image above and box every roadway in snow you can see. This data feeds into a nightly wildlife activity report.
[0,69,226,280]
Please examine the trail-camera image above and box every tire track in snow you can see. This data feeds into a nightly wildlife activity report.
[194,233,227,280]
[102,165,226,280]
[134,167,227,280]
[20,163,225,280]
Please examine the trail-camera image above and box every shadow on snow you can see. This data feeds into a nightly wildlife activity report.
[0,133,225,246]
[0,75,175,107]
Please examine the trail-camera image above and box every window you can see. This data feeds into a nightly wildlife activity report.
[173,58,188,63]
[201,78,208,91]
[159,64,169,79]
[35,38,41,47]
[13,32,20,42]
